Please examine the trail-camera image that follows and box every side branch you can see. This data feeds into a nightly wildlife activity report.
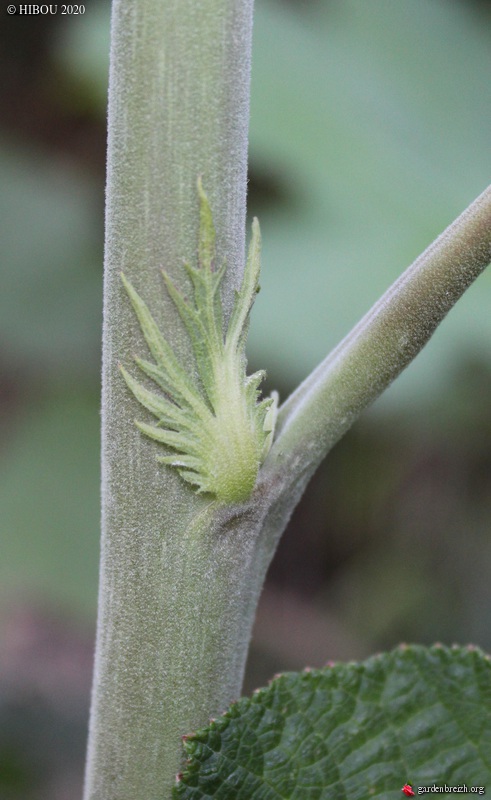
[265,184,491,489]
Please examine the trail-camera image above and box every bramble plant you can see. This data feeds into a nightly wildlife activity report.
[83,1,491,799]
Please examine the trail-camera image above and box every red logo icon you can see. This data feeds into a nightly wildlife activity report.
[402,785,415,797]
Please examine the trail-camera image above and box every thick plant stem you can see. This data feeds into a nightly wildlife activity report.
[84,1,254,798]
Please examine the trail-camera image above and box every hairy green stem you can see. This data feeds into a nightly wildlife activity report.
[259,184,491,541]
[84,1,254,798]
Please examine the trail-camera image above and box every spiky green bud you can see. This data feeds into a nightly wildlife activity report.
[120,179,277,504]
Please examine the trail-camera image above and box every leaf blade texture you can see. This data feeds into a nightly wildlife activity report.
[174,645,491,799]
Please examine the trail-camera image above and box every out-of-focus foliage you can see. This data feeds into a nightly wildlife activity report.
[248,0,491,410]
[0,147,102,374]
[0,395,100,614]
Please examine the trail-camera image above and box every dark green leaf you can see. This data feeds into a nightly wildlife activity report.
[174,645,491,799]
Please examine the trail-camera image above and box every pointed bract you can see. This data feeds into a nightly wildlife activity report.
[120,181,277,503]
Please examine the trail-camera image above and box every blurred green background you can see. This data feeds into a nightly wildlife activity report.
[1,0,490,796]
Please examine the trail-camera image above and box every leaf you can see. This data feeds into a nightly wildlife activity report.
[174,645,491,799]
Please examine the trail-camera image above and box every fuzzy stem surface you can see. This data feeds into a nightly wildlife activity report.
[261,185,491,525]
[84,1,254,798]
